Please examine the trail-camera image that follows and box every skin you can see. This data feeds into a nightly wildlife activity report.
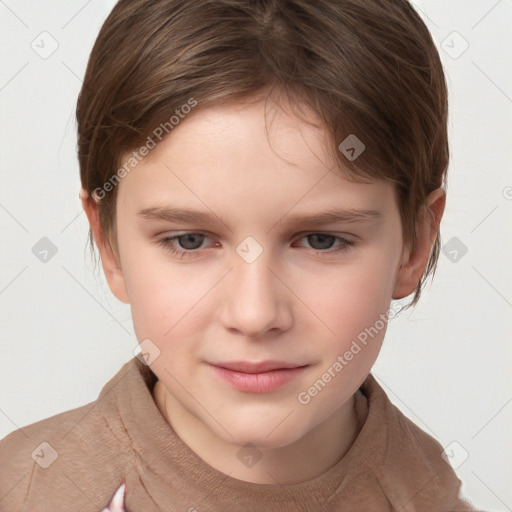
[82,95,445,485]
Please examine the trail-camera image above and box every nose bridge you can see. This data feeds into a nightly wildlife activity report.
[234,246,276,297]
[221,237,289,337]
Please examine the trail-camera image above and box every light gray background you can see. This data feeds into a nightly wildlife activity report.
[0,1,511,510]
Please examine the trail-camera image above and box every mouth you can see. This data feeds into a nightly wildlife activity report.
[208,360,309,393]
[211,360,306,373]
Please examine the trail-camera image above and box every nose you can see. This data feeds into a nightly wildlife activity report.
[219,245,293,339]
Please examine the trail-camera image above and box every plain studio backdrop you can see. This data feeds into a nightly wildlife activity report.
[0,1,511,510]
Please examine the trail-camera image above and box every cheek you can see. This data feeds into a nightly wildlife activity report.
[294,253,397,357]
[304,257,395,320]
[121,243,210,343]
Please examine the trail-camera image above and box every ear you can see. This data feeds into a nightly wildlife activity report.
[80,188,130,304]
[392,187,446,300]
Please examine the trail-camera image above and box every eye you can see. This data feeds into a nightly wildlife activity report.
[295,233,355,254]
[158,232,213,259]
[157,231,355,259]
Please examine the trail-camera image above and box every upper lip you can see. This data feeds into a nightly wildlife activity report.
[210,360,307,373]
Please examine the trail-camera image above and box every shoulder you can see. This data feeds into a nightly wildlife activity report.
[0,395,121,465]
[0,366,136,512]
[360,374,478,511]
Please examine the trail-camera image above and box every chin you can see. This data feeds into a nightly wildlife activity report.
[212,414,309,450]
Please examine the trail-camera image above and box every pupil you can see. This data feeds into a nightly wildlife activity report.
[181,234,203,250]
[311,234,334,250]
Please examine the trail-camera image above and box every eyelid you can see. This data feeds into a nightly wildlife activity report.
[157,230,357,258]
[294,229,358,240]
[158,230,357,244]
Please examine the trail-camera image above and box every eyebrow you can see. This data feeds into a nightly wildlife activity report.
[278,207,381,228]
[136,205,381,228]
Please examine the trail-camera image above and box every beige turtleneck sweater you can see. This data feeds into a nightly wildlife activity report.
[0,357,478,511]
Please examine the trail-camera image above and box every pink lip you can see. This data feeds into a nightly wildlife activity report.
[209,361,308,393]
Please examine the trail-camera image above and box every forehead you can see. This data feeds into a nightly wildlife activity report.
[160,98,332,168]
[115,99,394,215]
[120,97,333,177]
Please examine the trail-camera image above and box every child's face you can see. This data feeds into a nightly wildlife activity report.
[104,98,408,448]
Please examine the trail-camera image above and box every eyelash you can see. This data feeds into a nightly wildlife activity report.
[157,232,355,259]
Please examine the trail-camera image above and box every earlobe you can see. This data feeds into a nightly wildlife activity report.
[392,188,446,300]
[80,188,130,304]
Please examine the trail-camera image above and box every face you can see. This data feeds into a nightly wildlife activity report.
[100,97,409,449]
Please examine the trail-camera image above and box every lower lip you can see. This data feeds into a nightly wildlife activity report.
[210,365,307,393]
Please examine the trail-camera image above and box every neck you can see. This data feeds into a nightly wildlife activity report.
[152,381,365,484]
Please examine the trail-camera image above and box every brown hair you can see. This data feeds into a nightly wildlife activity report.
[77,0,449,308]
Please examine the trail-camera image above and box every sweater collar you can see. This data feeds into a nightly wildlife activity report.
[97,356,462,510]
